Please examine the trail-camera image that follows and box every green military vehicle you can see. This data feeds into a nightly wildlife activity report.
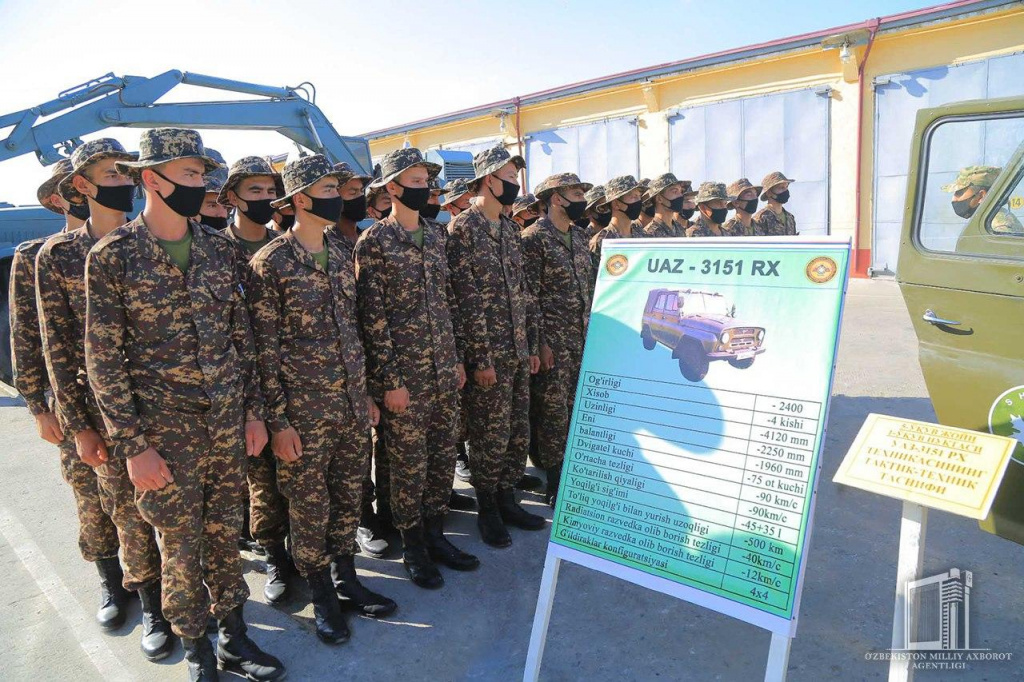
[897,95,1024,545]
[640,288,766,382]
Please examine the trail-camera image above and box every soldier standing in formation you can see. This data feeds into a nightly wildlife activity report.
[522,173,594,506]
[511,192,540,230]
[689,182,735,237]
[754,171,797,236]
[642,173,687,238]
[85,128,284,681]
[354,148,478,590]
[196,149,230,230]
[724,178,762,236]
[441,178,474,218]
[589,175,645,257]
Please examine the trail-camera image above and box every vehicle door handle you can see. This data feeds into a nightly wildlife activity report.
[923,309,961,326]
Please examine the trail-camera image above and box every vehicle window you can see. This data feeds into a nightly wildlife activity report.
[917,115,1024,255]
[665,294,679,314]
[688,293,733,317]
[655,294,666,311]
[985,168,1024,237]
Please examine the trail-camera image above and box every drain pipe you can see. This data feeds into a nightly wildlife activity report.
[854,17,881,277]
[514,96,528,191]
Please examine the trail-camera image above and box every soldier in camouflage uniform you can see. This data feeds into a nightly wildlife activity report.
[423,175,447,223]
[220,156,280,261]
[672,179,697,235]
[196,148,230,231]
[584,185,611,239]
[87,128,284,681]
[522,173,594,506]
[511,192,540,230]
[689,182,736,237]
[329,161,373,253]
[642,173,692,238]
[354,147,479,590]
[250,155,395,644]
[637,178,655,231]
[39,139,171,660]
[724,178,763,236]
[754,171,797,236]
[366,183,393,221]
[442,178,474,218]
[10,161,126,630]
[446,146,544,548]
[943,165,1024,233]
[590,175,645,258]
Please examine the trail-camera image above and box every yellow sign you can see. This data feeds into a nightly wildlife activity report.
[833,414,1016,519]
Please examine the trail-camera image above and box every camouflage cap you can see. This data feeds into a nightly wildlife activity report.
[116,128,220,178]
[584,185,607,212]
[534,172,593,200]
[759,171,795,199]
[642,173,684,202]
[726,178,763,206]
[429,175,448,194]
[271,154,349,208]
[601,174,642,205]
[512,193,539,217]
[441,178,471,206]
[58,138,139,202]
[695,181,731,204]
[37,159,75,213]
[333,161,372,186]
[266,156,286,197]
[941,165,1002,193]
[217,156,281,205]
[471,145,525,183]
[203,148,228,195]
[368,147,441,188]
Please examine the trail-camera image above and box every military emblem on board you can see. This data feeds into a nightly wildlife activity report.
[806,256,838,284]
[989,385,1024,461]
[606,254,629,277]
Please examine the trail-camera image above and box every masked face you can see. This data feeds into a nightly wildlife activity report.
[393,182,430,212]
[341,195,367,222]
[488,175,520,206]
[952,187,982,219]
[558,193,587,221]
[151,163,207,218]
[421,203,442,220]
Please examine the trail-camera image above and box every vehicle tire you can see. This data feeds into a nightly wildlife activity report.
[0,299,11,386]
[728,357,755,370]
[641,326,656,350]
[676,339,709,382]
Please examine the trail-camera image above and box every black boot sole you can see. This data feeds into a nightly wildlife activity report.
[403,565,444,589]
[499,514,547,531]
[314,630,350,645]
[516,474,544,491]
[218,657,289,680]
[427,549,481,571]
[478,531,512,549]
[339,597,398,619]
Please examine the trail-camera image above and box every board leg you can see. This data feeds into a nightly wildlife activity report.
[889,501,928,682]
[764,632,792,682]
[524,552,562,682]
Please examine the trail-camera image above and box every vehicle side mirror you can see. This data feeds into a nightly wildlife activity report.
[729,305,736,317]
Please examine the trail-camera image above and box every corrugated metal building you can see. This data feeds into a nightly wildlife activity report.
[362,0,1024,277]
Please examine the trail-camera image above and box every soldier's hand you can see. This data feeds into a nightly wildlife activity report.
[34,411,64,445]
[75,428,109,467]
[540,344,555,371]
[367,398,380,427]
[384,387,410,414]
[474,366,497,388]
[529,355,541,375]
[272,427,303,463]
[456,363,466,391]
[127,448,174,491]
[245,420,269,457]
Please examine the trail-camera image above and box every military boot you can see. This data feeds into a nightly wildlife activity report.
[216,604,286,680]
[448,489,476,511]
[182,635,219,682]
[355,503,389,559]
[424,514,480,571]
[94,556,131,630]
[137,581,174,661]
[262,542,291,604]
[516,473,544,491]
[331,554,397,618]
[401,525,444,589]
[475,490,512,548]
[545,463,563,507]
[497,488,547,530]
[306,568,349,644]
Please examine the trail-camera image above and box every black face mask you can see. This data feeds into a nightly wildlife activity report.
[642,202,656,218]
[678,208,696,220]
[200,214,229,230]
[668,196,686,213]
[622,200,643,221]
[67,202,91,221]
[90,182,135,213]
[421,203,442,220]
[951,197,977,219]
[376,206,392,220]
[239,198,276,225]
[737,198,759,214]
[489,177,520,206]
[594,211,612,228]
[772,189,790,204]
[276,214,295,230]
[341,195,367,222]
[394,183,430,212]
[150,171,205,217]
[559,194,587,222]
[574,216,590,230]
[705,207,729,224]
[303,193,344,223]
[522,216,538,228]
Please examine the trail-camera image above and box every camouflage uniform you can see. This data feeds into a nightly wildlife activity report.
[522,173,594,472]
[688,182,736,237]
[687,214,736,237]
[941,165,1024,234]
[447,199,537,493]
[590,174,645,256]
[754,171,797,236]
[37,224,163,590]
[87,130,261,639]
[248,223,369,577]
[355,150,464,530]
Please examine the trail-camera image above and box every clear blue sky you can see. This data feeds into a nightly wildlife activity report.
[0,0,937,204]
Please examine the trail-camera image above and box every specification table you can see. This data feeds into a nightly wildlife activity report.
[553,370,822,617]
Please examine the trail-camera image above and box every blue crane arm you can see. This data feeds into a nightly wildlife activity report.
[0,70,371,173]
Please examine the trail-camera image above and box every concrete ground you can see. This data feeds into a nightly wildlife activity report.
[0,278,1021,681]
